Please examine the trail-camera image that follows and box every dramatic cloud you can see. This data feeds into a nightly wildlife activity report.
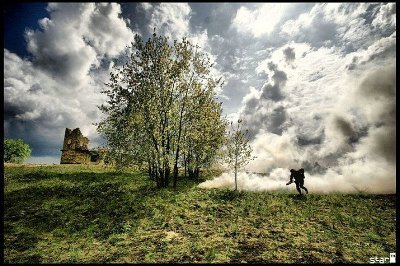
[199,3,396,193]
[260,62,287,102]
[372,2,396,29]
[4,3,135,162]
[232,3,294,37]
[283,47,295,63]
[138,2,191,40]
[5,3,396,193]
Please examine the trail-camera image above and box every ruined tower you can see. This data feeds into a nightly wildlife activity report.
[60,128,92,164]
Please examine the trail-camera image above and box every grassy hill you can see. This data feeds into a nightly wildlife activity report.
[4,164,396,263]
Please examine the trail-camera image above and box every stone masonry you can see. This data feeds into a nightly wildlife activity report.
[60,128,92,164]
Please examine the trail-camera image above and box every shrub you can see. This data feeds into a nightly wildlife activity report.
[4,138,32,163]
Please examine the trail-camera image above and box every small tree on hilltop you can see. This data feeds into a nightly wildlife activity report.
[4,138,32,164]
[225,120,253,191]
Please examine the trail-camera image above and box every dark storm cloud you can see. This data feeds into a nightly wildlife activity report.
[238,60,289,140]
[4,103,26,119]
[357,63,396,119]
[4,99,103,158]
[354,64,396,164]
[32,52,92,87]
[240,99,288,139]
[242,97,259,116]
[4,3,133,163]
[260,62,287,102]
[5,119,63,157]
[241,104,288,139]
[28,83,42,93]
[301,161,327,175]
[4,87,78,158]
[268,106,287,135]
[372,126,396,164]
[332,115,356,139]
[261,83,284,102]
[120,2,150,39]
[297,133,324,146]
[283,47,295,63]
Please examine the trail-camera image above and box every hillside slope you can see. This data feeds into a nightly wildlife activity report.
[4,164,396,263]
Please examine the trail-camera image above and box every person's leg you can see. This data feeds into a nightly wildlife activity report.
[300,180,308,194]
[295,182,302,195]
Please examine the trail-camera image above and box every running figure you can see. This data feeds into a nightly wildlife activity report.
[286,168,308,195]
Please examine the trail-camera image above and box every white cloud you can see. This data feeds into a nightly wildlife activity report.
[143,3,191,40]
[232,3,293,38]
[5,2,397,191]
[372,2,396,29]
[224,2,396,193]
[85,3,135,57]
[25,3,134,87]
[4,3,135,159]
[280,3,378,50]
[281,12,312,37]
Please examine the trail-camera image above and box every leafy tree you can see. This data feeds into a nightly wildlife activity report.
[4,138,32,164]
[184,91,227,179]
[97,31,226,188]
[225,120,253,191]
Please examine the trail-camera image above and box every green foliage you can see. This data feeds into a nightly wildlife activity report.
[97,31,226,187]
[4,138,32,163]
[4,164,396,263]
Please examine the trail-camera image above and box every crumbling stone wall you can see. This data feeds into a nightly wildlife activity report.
[60,128,91,164]
[62,128,89,150]
[61,149,91,164]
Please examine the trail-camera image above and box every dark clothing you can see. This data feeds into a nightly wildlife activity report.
[295,178,308,195]
[288,168,308,195]
[290,168,305,183]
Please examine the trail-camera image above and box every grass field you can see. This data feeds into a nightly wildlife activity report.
[3,164,396,263]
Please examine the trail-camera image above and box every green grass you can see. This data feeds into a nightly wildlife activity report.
[4,164,396,263]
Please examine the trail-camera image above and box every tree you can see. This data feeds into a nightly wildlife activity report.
[4,138,32,164]
[183,91,227,179]
[97,31,226,188]
[225,120,253,191]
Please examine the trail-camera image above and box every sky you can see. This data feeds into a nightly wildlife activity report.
[3,3,396,192]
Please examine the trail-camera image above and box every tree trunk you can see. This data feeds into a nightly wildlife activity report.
[234,166,237,191]
[234,147,238,191]
[188,169,194,178]
[165,164,170,187]
[173,164,178,188]
[159,168,165,187]
[154,163,160,188]
[148,164,152,181]
[173,80,191,187]
[184,153,187,177]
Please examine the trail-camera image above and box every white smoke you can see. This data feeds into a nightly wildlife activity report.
[199,63,396,194]
[199,161,395,194]
[198,170,289,192]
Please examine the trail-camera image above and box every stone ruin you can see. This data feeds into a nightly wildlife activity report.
[60,128,102,164]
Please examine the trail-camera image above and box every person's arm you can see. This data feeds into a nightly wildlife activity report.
[286,174,293,185]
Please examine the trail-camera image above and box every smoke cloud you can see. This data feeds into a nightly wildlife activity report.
[199,63,396,194]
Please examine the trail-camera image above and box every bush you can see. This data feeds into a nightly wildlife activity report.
[4,139,32,163]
